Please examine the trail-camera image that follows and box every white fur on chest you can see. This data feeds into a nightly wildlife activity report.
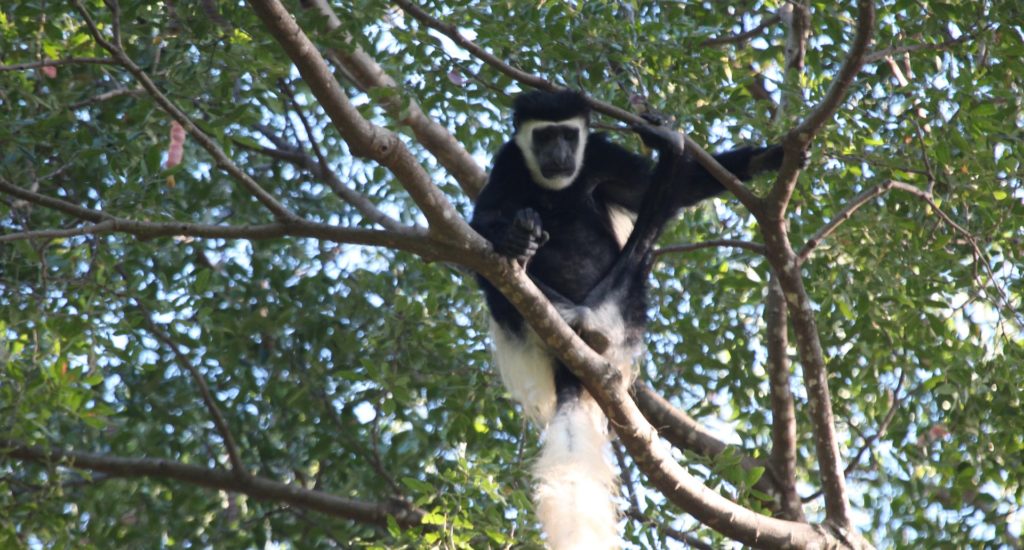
[605,204,637,249]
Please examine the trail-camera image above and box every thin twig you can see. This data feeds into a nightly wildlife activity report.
[2,440,426,528]
[276,82,405,231]
[612,441,641,515]
[142,317,248,476]
[702,14,782,47]
[623,509,714,550]
[0,178,436,256]
[797,180,897,262]
[0,57,117,72]
[71,0,298,222]
[0,221,115,243]
[863,32,974,64]
[655,239,766,258]
[803,370,905,503]
[69,86,145,109]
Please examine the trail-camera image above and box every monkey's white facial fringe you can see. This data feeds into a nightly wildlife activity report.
[534,397,620,550]
[514,117,589,191]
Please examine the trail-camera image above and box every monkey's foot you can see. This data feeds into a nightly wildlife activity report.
[632,123,686,157]
[570,316,612,355]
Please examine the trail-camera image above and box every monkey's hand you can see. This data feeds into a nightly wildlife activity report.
[749,145,810,175]
[496,208,549,264]
[632,116,686,157]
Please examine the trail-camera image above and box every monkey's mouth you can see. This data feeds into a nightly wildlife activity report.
[540,165,576,178]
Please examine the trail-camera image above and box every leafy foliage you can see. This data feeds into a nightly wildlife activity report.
[1,0,1022,548]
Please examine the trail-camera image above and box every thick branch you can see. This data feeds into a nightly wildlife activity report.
[469,253,861,547]
[631,383,782,502]
[764,276,804,521]
[761,224,851,527]
[751,4,876,526]
[2,440,424,528]
[247,0,467,237]
[305,0,486,199]
[70,1,298,222]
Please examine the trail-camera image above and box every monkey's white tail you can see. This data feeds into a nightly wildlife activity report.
[533,397,620,550]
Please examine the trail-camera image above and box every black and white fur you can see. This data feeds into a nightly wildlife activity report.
[472,90,788,548]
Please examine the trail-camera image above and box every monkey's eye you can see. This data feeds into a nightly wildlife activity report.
[533,126,562,145]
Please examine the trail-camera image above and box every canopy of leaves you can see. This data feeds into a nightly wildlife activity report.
[1,0,1022,548]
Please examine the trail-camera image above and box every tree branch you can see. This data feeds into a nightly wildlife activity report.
[797,180,897,263]
[702,14,782,47]
[466,252,855,546]
[767,0,875,217]
[0,57,117,72]
[0,179,438,257]
[1,440,425,528]
[748,1,875,530]
[630,383,782,502]
[247,0,467,238]
[0,221,116,244]
[863,32,974,64]
[143,318,248,476]
[275,83,405,232]
[780,4,811,72]
[304,0,487,199]
[655,239,766,258]
[803,370,905,504]
[761,232,854,528]
[68,86,145,109]
[764,276,804,521]
[623,509,713,550]
[790,0,875,143]
[70,0,299,223]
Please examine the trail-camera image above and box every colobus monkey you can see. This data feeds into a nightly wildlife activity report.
[472,90,790,549]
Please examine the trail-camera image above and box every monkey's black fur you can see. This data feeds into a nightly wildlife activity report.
[472,90,787,403]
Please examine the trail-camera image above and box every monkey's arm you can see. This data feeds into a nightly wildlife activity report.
[586,134,658,211]
[471,146,549,263]
[676,145,810,207]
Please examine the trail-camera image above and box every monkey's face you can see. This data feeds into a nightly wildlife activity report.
[532,124,580,177]
[514,117,588,191]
